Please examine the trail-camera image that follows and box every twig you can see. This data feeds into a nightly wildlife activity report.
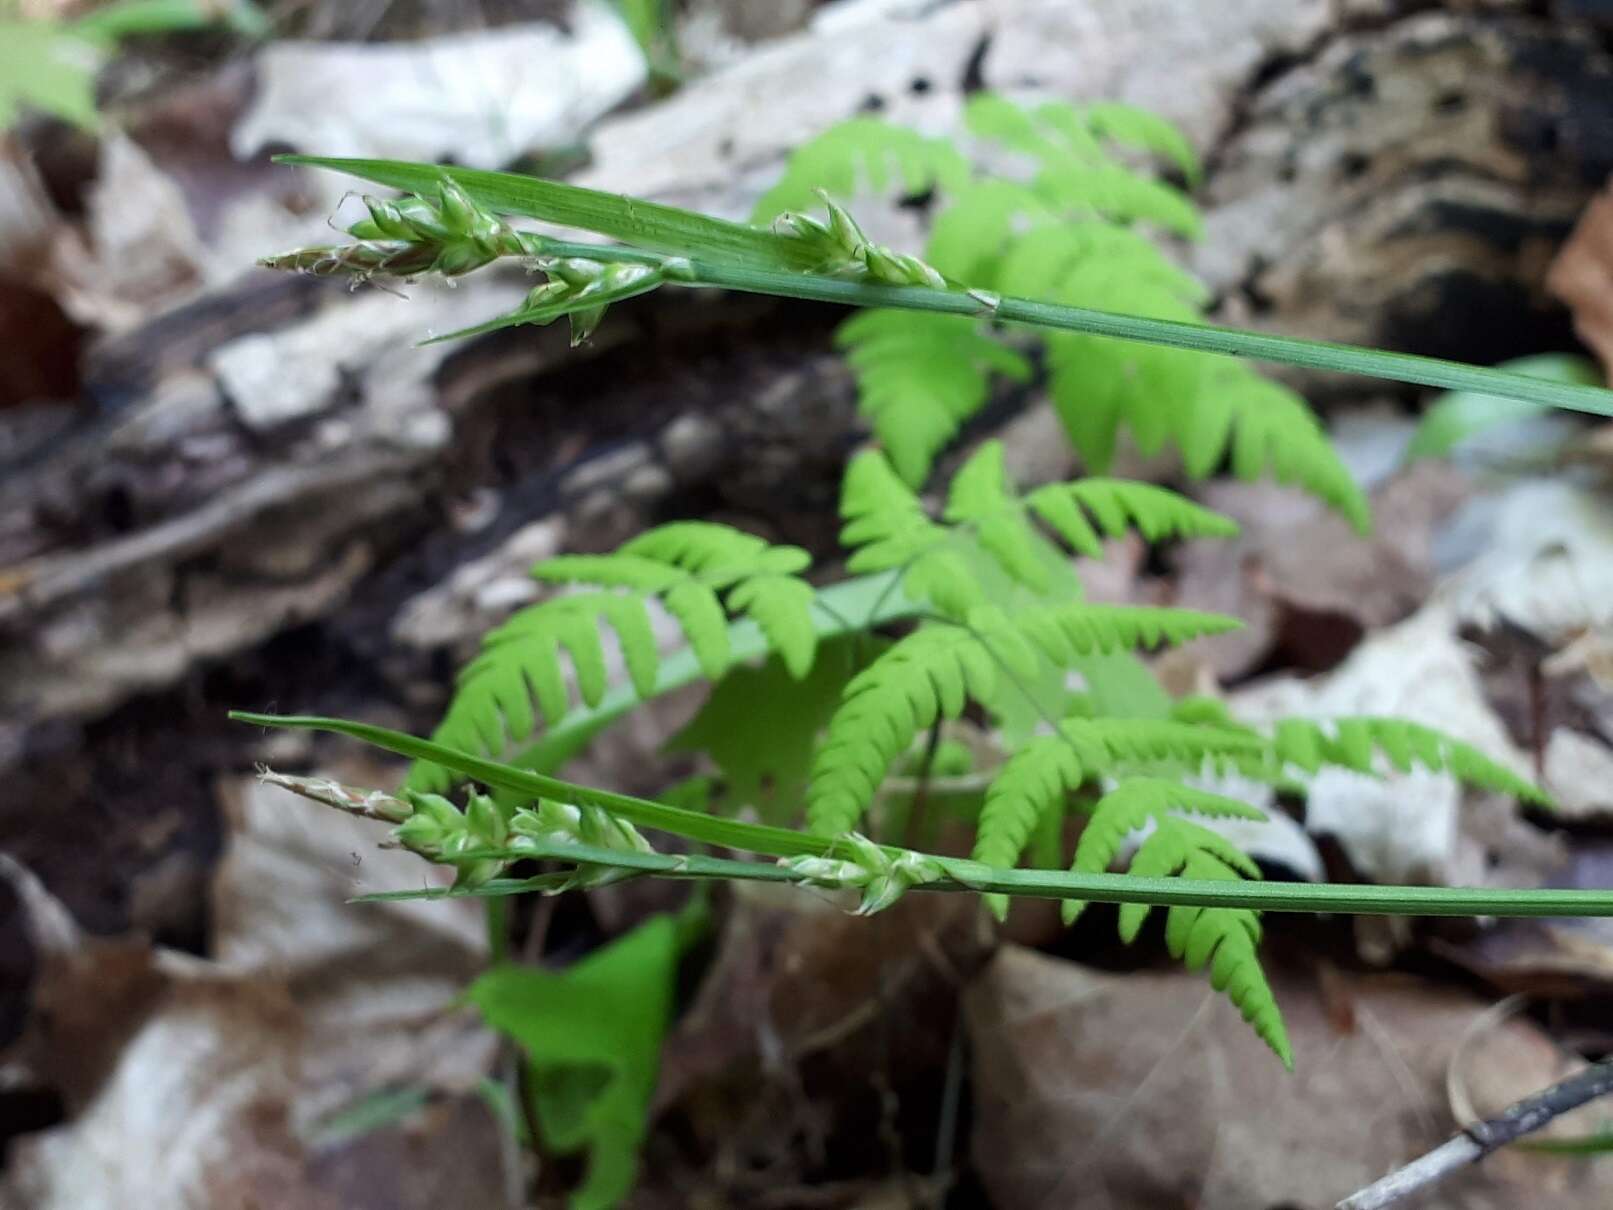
[1337,1058,1613,1210]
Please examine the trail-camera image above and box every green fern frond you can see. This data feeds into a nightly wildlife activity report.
[835,310,1031,486]
[1043,335,1370,530]
[751,117,972,222]
[966,95,1201,186]
[1027,476,1238,553]
[1067,780,1265,919]
[1031,162,1201,239]
[410,522,818,792]
[806,603,1240,836]
[1265,716,1549,804]
[841,443,1236,611]
[1006,600,1240,664]
[807,625,999,836]
[924,179,1057,283]
[1071,101,1202,184]
[972,724,1265,914]
[1062,787,1290,1065]
[1164,700,1551,805]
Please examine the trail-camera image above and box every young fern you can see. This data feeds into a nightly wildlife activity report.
[841,440,1238,616]
[803,602,1241,837]
[761,95,1369,526]
[411,522,819,792]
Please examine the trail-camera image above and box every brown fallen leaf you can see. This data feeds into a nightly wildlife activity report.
[652,885,991,1198]
[1548,179,1613,377]
[966,945,1613,1210]
[0,761,505,1210]
[1173,456,1469,679]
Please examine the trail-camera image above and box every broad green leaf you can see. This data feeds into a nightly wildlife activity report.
[72,0,268,40]
[466,916,682,1210]
[1404,353,1603,463]
[276,154,820,271]
[0,20,102,131]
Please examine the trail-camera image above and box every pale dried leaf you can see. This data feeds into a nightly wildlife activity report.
[967,946,1613,1210]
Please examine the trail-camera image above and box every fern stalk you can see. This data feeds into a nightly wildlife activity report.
[235,712,1613,921]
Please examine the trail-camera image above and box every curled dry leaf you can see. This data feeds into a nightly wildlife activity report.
[1548,179,1613,377]
[966,945,1613,1210]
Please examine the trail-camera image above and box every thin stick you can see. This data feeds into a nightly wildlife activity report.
[1337,1059,1613,1209]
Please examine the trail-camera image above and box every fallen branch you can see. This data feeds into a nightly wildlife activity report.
[1337,1058,1613,1209]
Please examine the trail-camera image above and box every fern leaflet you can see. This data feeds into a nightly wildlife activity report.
[835,310,1031,487]
[1064,780,1291,1066]
[840,443,1236,614]
[972,722,1265,889]
[411,522,818,792]
[805,603,1240,836]
[751,117,972,221]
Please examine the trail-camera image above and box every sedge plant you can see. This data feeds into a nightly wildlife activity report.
[237,96,1613,1195]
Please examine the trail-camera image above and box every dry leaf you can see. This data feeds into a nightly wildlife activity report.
[966,945,1613,1210]
[232,10,646,169]
[1548,180,1613,377]
[1174,455,1468,679]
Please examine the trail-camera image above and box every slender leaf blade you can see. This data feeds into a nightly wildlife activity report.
[277,154,820,270]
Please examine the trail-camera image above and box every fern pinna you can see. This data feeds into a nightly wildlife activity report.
[386,440,1552,1064]
[756,94,1368,528]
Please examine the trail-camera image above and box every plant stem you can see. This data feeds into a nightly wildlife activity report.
[350,836,1613,920]
[681,263,1613,417]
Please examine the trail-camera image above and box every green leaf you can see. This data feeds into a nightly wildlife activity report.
[71,0,268,40]
[1403,353,1602,463]
[0,20,102,131]
[666,637,866,822]
[835,310,1031,486]
[467,916,681,1210]
[275,154,819,271]
[752,117,973,221]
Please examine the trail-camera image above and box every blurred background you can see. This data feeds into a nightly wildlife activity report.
[3,1,1613,1207]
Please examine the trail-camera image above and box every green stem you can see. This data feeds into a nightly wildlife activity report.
[681,263,1613,417]
[236,714,1613,921]
[356,837,1613,919]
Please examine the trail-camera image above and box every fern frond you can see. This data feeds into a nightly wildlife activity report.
[841,443,1237,612]
[1068,101,1202,184]
[924,179,1057,284]
[1264,716,1549,804]
[751,117,972,222]
[972,724,1265,915]
[806,604,1240,836]
[1007,601,1240,664]
[1068,780,1265,916]
[1063,787,1291,1065]
[1032,162,1201,239]
[411,522,818,792]
[1025,477,1239,555]
[835,310,1031,486]
[807,625,999,836]
[967,95,1202,186]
